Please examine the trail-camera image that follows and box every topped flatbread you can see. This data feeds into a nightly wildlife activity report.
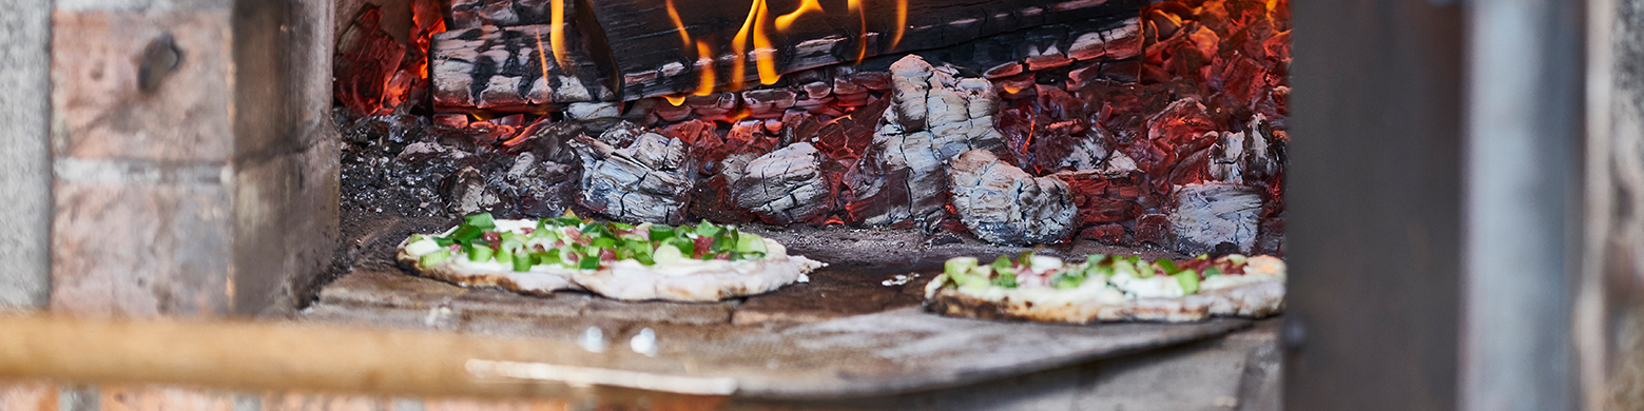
[924,252,1285,324]
[397,213,825,302]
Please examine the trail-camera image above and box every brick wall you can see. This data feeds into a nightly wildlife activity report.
[46,0,338,318]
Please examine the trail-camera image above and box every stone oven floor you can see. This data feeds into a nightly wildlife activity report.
[299,213,1280,405]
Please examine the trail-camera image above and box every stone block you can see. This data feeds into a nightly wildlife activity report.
[101,385,231,411]
[0,382,56,411]
[0,0,50,311]
[231,144,340,316]
[50,9,234,162]
[51,179,232,318]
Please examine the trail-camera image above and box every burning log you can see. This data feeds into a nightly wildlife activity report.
[570,131,695,224]
[587,0,1148,99]
[1168,182,1262,255]
[947,149,1077,246]
[725,142,830,225]
[335,5,408,116]
[448,0,557,29]
[429,24,615,112]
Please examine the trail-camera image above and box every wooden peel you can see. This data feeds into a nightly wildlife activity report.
[0,314,730,406]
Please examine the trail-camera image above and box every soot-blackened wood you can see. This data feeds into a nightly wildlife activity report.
[430,23,617,112]
[588,0,1149,99]
[449,0,555,29]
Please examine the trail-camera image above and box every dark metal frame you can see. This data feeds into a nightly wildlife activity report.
[1287,0,1583,409]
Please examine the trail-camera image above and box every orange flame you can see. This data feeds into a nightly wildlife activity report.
[549,0,571,70]
[664,95,687,105]
[692,40,717,95]
[731,0,780,88]
[665,0,692,49]
[890,0,906,50]
[849,0,867,64]
[533,29,553,82]
[775,0,824,31]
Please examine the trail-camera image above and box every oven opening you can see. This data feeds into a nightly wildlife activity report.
[307,0,1290,400]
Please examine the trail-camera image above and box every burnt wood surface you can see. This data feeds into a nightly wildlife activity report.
[587,0,1150,99]
[429,23,617,111]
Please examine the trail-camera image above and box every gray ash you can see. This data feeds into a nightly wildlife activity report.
[337,108,584,220]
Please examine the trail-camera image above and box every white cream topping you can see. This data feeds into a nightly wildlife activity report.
[404,238,442,256]
[1108,272,1186,298]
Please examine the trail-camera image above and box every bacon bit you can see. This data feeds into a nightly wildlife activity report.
[563,252,580,264]
[447,244,462,251]
[521,227,535,235]
[482,231,501,244]
[693,236,715,258]
[598,248,618,263]
[563,228,589,245]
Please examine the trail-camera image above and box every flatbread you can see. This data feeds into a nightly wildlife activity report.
[924,280,1284,324]
[395,244,581,295]
[396,215,824,302]
[922,254,1285,324]
[572,246,825,302]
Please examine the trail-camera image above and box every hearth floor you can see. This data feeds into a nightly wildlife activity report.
[299,213,1266,400]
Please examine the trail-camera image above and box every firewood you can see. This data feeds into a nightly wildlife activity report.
[586,0,1147,99]
[429,24,615,112]
[448,0,556,29]
[570,132,695,224]
[947,149,1077,246]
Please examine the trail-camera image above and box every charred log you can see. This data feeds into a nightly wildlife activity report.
[948,149,1077,246]
[448,0,556,29]
[429,24,615,112]
[589,0,1148,99]
[571,131,695,224]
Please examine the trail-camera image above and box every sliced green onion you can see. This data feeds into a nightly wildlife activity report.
[579,254,600,270]
[419,249,451,267]
[649,225,676,241]
[991,255,1012,271]
[511,253,533,272]
[466,244,493,262]
[1174,269,1200,295]
[991,272,1018,288]
[945,257,979,276]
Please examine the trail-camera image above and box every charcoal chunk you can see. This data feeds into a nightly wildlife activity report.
[571,132,694,224]
[948,149,1077,246]
[849,55,1007,229]
[1169,182,1263,254]
[726,142,829,225]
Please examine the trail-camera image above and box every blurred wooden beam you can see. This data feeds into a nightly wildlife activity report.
[0,314,729,406]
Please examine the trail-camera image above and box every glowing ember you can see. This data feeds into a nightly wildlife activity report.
[664,95,688,106]
[775,0,824,31]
